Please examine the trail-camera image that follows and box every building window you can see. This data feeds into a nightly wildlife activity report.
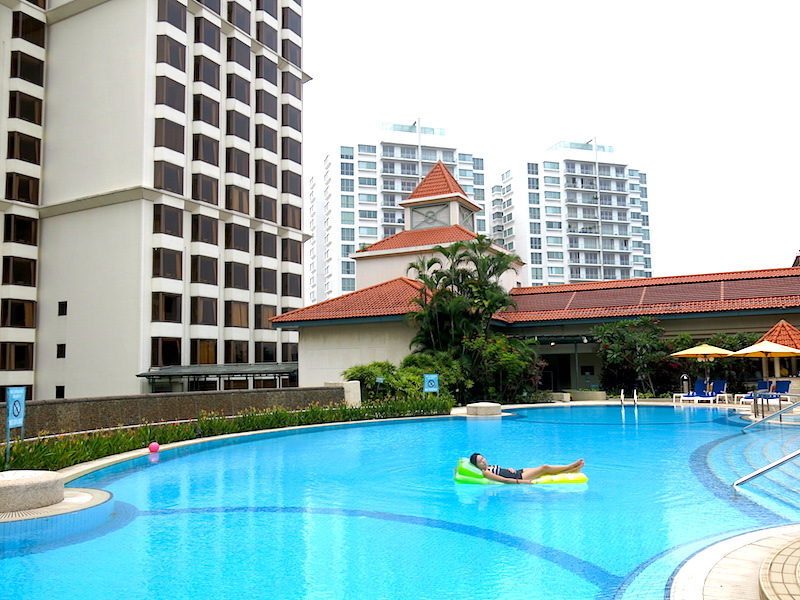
[341,278,355,292]
[2,256,36,286]
[193,95,219,127]
[190,296,217,325]
[156,35,186,70]
[154,161,184,194]
[151,337,181,367]
[156,77,186,112]
[0,342,34,370]
[225,262,249,289]
[256,21,277,50]
[255,160,277,186]
[8,91,42,125]
[226,148,249,176]
[224,300,248,327]
[55,386,65,398]
[228,1,250,32]
[282,138,301,164]
[282,342,298,362]
[192,174,218,205]
[255,232,277,257]
[152,248,182,279]
[283,169,301,195]
[7,132,41,164]
[255,125,277,151]
[281,72,302,99]
[157,0,186,30]
[255,90,277,118]
[227,110,250,140]
[256,55,278,83]
[282,273,301,297]
[341,228,354,241]
[281,39,301,67]
[152,292,182,322]
[6,173,39,205]
[227,74,250,104]
[224,340,248,363]
[4,215,37,245]
[10,51,43,86]
[225,223,249,251]
[255,341,277,362]
[191,255,217,284]
[12,12,46,47]
[1,299,35,328]
[226,185,249,213]
[255,195,276,221]
[193,134,218,165]
[282,104,301,131]
[281,204,301,229]
[282,7,301,35]
[153,204,183,237]
[195,17,220,50]
[192,215,217,244]
[58,301,67,316]
[254,304,276,329]
[254,267,277,293]
[194,56,220,88]
[191,339,217,365]
[282,238,302,263]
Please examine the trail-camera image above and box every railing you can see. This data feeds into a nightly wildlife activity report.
[734,394,800,486]
[733,447,800,487]
[742,393,800,430]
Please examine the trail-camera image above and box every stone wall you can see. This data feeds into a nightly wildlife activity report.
[0,387,345,442]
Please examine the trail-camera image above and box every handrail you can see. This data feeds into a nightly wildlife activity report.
[742,394,800,433]
[733,447,800,487]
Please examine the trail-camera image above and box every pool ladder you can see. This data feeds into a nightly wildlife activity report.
[734,394,800,487]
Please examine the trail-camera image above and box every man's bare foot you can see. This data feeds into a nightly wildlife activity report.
[567,458,584,473]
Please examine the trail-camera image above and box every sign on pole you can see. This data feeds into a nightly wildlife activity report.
[5,386,26,463]
[423,374,439,393]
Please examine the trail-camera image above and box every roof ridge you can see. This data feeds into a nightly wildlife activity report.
[406,161,468,200]
[512,267,800,295]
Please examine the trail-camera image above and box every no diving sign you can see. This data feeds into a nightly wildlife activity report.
[6,387,26,429]
[423,374,439,393]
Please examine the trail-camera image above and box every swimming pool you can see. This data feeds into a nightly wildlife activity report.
[2,404,799,600]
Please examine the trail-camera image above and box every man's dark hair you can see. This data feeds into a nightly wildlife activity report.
[469,453,481,467]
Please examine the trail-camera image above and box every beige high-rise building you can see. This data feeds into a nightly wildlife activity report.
[0,0,306,399]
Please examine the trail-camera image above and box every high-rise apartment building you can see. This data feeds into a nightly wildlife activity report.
[490,141,652,286]
[306,124,485,303]
[0,0,305,400]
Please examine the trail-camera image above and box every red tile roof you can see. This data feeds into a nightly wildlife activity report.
[271,277,426,323]
[357,224,477,253]
[275,267,800,326]
[406,161,467,200]
[758,319,800,348]
[501,267,800,323]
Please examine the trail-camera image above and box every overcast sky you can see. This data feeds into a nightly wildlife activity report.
[302,0,799,277]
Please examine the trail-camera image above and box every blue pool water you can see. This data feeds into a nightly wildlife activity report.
[2,405,800,600]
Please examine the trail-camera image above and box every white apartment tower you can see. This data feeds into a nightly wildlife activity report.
[307,123,486,303]
[1,0,306,400]
[491,141,652,286]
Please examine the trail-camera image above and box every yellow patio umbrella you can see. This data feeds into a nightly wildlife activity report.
[670,343,733,383]
[729,340,800,379]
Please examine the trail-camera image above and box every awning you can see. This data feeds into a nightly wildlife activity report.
[137,363,298,379]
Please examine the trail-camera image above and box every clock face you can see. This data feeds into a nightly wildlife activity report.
[412,204,447,229]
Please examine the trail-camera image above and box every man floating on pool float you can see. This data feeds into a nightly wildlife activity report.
[456,453,586,485]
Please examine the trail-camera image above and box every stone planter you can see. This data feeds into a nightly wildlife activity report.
[565,390,607,402]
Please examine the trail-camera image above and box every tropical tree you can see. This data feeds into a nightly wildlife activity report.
[591,317,671,395]
[403,236,543,403]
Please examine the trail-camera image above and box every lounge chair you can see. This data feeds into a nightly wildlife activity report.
[677,379,710,404]
[709,379,730,403]
[734,380,769,404]
[762,380,792,409]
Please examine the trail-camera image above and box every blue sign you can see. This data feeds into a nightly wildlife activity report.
[6,387,26,429]
[424,374,439,393]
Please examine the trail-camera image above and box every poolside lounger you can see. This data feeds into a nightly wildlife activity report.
[734,380,769,404]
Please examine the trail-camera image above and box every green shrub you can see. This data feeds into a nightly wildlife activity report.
[0,397,454,472]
